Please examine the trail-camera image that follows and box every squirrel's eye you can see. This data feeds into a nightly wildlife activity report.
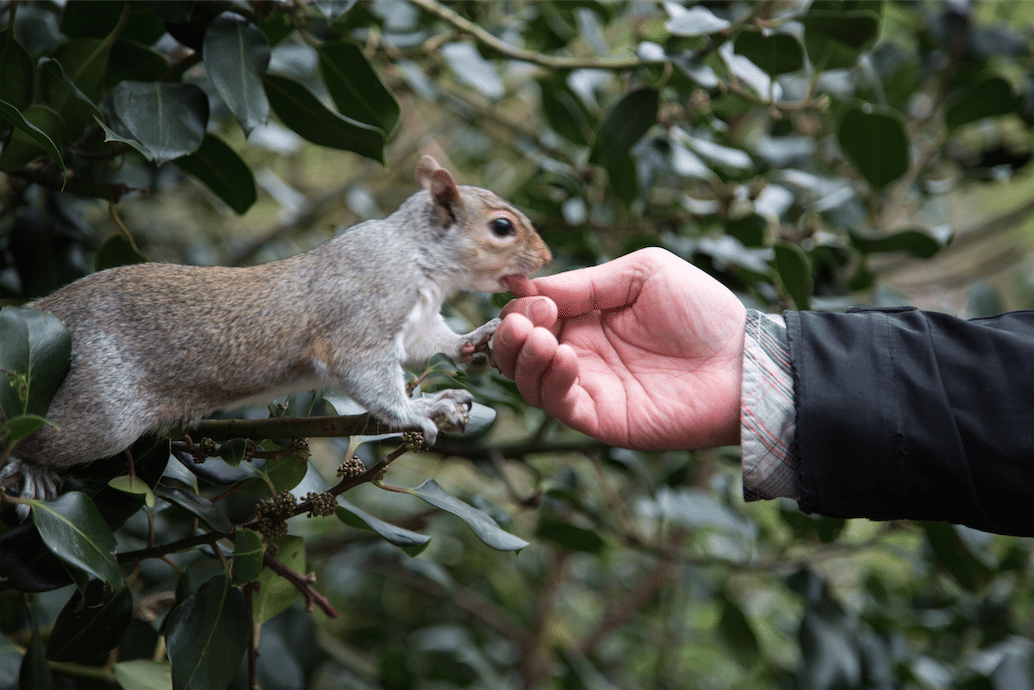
[489,218,515,237]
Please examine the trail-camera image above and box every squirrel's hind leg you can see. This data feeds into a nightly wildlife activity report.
[1,458,62,521]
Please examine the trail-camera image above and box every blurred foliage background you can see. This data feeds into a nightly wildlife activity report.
[2,1,1034,689]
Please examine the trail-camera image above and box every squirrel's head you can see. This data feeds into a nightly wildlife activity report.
[416,156,551,293]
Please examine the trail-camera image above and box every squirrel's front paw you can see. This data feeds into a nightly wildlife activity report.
[1,459,62,521]
[459,318,501,362]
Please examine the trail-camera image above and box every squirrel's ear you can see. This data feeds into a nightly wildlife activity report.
[418,157,461,223]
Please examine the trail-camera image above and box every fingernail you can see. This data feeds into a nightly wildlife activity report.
[527,297,552,323]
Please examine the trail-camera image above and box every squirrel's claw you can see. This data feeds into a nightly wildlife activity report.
[1,459,62,522]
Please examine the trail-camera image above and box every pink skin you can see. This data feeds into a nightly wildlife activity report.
[493,248,746,451]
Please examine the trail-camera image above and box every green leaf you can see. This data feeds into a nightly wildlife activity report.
[717,596,761,668]
[538,75,595,146]
[165,574,248,690]
[43,37,111,132]
[336,498,431,557]
[252,535,305,624]
[535,521,606,555]
[837,103,909,190]
[849,227,945,258]
[773,241,812,311]
[216,437,251,467]
[0,102,67,174]
[202,14,270,136]
[108,475,156,508]
[113,660,173,690]
[231,529,265,585]
[606,153,638,207]
[665,5,731,36]
[37,58,104,122]
[801,9,881,70]
[94,234,149,271]
[112,81,210,165]
[1,414,53,444]
[46,581,133,662]
[0,306,72,420]
[173,133,257,214]
[237,455,309,498]
[734,31,804,77]
[19,608,51,690]
[726,214,767,247]
[920,522,995,593]
[317,40,401,136]
[264,73,385,162]
[0,26,33,113]
[589,87,658,167]
[31,492,122,589]
[60,1,165,45]
[945,75,1021,132]
[155,485,234,534]
[403,479,528,552]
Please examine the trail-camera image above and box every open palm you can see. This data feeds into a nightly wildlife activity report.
[496,248,746,450]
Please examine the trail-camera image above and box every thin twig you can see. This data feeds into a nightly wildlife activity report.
[262,551,338,618]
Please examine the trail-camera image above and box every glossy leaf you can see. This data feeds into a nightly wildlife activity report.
[837,104,908,190]
[46,580,133,662]
[802,9,880,70]
[155,485,234,533]
[589,88,658,167]
[216,437,251,467]
[31,492,122,589]
[336,498,431,557]
[404,479,529,552]
[113,660,173,690]
[108,475,156,508]
[236,455,309,497]
[734,31,804,76]
[231,529,265,585]
[441,42,505,100]
[264,73,385,162]
[773,241,812,311]
[43,37,110,129]
[849,227,944,258]
[203,13,270,136]
[539,76,595,146]
[165,574,249,690]
[173,133,257,214]
[718,597,761,668]
[19,611,51,690]
[112,81,210,165]
[0,306,72,420]
[0,102,67,173]
[665,5,730,36]
[945,75,1021,132]
[317,40,400,135]
[0,27,33,112]
[921,522,995,592]
[252,535,305,624]
[1,414,52,444]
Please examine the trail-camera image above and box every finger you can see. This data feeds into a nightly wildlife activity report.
[493,313,534,380]
[502,274,539,297]
[536,343,581,418]
[513,326,563,408]
[500,295,558,329]
[529,248,677,315]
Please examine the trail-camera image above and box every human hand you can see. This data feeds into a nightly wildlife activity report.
[495,248,746,450]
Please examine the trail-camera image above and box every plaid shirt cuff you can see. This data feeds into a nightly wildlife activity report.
[740,310,799,501]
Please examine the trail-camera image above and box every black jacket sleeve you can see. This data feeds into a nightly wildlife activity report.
[785,307,1034,537]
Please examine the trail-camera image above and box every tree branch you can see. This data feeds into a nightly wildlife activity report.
[262,551,338,618]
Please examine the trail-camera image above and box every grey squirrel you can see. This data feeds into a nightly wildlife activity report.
[0,156,551,508]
